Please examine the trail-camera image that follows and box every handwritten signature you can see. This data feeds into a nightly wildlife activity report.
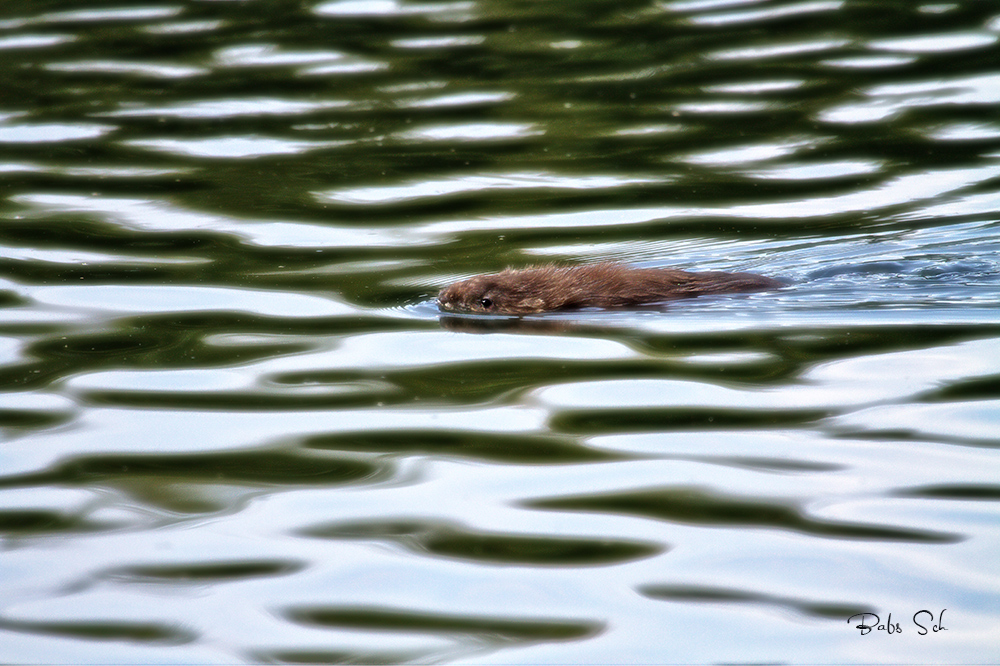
[848,609,947,636]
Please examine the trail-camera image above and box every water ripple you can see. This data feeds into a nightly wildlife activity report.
[2,0,999,663]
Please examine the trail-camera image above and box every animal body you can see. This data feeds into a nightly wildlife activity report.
[438,263,783,315]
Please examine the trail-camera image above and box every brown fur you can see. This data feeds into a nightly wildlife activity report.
[438,263,783,314]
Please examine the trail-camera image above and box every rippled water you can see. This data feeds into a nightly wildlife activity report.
[2,0,1000,663]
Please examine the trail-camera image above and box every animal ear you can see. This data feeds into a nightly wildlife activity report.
[520,298,545,311]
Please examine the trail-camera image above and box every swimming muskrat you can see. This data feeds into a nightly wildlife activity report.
[438,263,783,315]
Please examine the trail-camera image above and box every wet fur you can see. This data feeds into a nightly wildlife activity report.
[438,263,783,315]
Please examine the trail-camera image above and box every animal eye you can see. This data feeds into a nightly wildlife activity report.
[479,297,493,309]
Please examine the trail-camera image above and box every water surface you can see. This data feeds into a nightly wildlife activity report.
[2,0,1000,663]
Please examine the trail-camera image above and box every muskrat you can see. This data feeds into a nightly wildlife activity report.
[438,263,783,315]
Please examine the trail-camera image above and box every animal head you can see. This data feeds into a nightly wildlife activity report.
[438,271,547,314]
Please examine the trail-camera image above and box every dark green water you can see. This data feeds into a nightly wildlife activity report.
[2,0,1000,663]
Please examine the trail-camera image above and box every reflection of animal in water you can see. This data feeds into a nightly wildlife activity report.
[438,263,784,315]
